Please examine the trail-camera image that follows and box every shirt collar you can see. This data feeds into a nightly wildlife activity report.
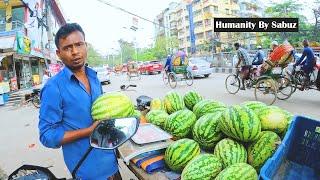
[63,66,97,80]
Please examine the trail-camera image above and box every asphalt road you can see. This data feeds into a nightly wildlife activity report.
[0,72,319,178]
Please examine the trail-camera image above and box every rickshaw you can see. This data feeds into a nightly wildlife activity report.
[127,61,141,81]
[225,44,294,105]
[163,51,193,88]
[114,64,123,75]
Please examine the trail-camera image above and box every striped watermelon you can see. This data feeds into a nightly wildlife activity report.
[183,91,203,110]
[257,106,288,134]
[150,98,165,110]
[164,138,200,172]
[241,101,267,114]
[219,105,261,142]
[215,163,258,180]
[91,92,134,121]
[164,92,185,114]
[132,110,141,118]
[192,113,223,149]
[164,109,197,139]
[181,154,223,180]
[214,138,247,168]
[146,110,168,128]
[193,99,226,119]
[248,131,281,171]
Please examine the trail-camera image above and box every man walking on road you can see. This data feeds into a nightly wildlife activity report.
[234,43,251,90]
[38,23,120,179]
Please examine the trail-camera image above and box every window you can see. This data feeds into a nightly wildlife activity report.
[12,6,24,30]
[225,9,230,15]
[213,6,218,13]
[205,30,212,38]
[203,7,210,13]
[196,33,204,39]
[204,19,211,26]
[0,9,5,31]
[194,10,201,17]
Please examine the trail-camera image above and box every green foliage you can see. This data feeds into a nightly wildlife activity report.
[118,39,135,63]
[87,44,107,67]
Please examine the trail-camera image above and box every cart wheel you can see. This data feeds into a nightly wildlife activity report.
[276,77,293,100]
[225,74,240,94]
[185,71,193,86]
[254,77,277,105]
[168,73,177,88]
[162,71,169,85]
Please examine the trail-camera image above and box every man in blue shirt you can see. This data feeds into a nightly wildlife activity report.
[164,55,172,72]
[252,45,265,65]
[39,23,119,179]
[294,39,316,89]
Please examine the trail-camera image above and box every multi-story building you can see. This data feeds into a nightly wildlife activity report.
[155,0,266,54]
[0,0,65,91]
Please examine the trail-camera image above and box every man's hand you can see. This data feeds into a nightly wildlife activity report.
[89,121,100,133]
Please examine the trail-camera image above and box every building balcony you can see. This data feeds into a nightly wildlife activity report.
[0,21,25,37]
[194,26,204,34]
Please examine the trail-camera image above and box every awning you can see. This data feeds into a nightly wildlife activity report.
[0,52,14,63]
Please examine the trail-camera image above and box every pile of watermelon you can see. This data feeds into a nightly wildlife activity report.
[145,91,293,180]
[91,90,293,180]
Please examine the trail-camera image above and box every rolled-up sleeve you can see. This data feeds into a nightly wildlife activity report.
[38,82,65,148]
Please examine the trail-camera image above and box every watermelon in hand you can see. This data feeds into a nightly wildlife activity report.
[91,92,134,121]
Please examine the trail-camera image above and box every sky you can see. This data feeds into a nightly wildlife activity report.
[59,0,178,55]
[59,0,319,55]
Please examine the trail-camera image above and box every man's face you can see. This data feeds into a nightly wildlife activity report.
[56,31,87,71]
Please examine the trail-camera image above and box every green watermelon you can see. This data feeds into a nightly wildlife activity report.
[192,113,223,149]
[248,131,281,171]
[146,110,168,128]
[257,106,289,134]
[164,138,200,172]
[219,105,261,142]
[164,92,185,114]
[164,109,197,139]
[214,138,247,168]
[241,101,267,114]
[150,98,165,110]
[183,91,203,110]
[91,92,134,121]
[215,163,258,180]
[132,110,141,118]
[193,99,226,118]
[181,154,223,180]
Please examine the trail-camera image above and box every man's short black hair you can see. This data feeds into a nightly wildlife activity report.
[55,23,85,49]
[234,43,240,48]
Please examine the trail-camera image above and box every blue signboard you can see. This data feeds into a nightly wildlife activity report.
[187,3,196,54]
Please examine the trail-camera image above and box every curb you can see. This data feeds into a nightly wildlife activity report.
[212,67,237,74]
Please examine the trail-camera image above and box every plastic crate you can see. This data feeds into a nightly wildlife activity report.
[260,115,320,180]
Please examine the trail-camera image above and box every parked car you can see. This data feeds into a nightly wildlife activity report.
[92,66,111,84]
[187,57,213,78]
[140,60,163,74]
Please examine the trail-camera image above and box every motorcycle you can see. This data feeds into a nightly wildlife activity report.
[8,116,140,180]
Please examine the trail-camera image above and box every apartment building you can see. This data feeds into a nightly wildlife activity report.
[155,0,266,54]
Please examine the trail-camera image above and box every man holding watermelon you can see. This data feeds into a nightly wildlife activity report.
[38,23,120,179]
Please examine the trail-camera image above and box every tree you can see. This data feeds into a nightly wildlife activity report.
[86,43,106,67]
[118,39,135,63]
[154,36,168,59]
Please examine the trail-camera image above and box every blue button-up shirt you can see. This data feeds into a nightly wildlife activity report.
[39,66,118,179]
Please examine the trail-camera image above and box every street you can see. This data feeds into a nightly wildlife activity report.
[0,73,319,178]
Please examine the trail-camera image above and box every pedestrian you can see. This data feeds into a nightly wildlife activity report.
[234,42,251,90]
[41,70,50,87]
[38,23,120,179]
[252,45,265,65]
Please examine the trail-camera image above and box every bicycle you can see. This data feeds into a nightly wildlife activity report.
[13,89,41,108]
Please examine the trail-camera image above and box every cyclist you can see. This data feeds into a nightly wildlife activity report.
[234,43,251,90]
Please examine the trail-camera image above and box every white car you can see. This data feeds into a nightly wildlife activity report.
[187,57,213,78]
[92,66,111,84]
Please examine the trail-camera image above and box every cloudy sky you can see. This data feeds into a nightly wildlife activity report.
[59,0,319,55]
